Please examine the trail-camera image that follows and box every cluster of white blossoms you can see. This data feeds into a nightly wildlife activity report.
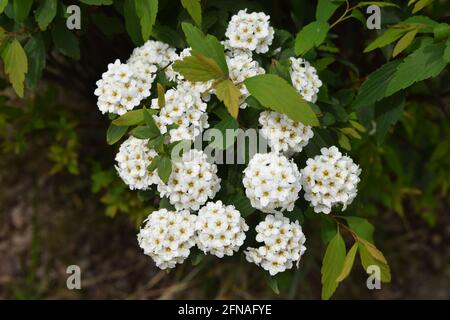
[245,213,307,275]
[94,59,157,115]
[128,40,178,69]
[137,208,197,269]
[115,136,159,190]
[259,111,314,155]
[157,149,221,211]
[300,146,361,214]
[243,153,302,213]
[227,54,265,108]
[225,9,274,54]
[151,83,209,142]
[290,57,322,103]
[196,201,249,258]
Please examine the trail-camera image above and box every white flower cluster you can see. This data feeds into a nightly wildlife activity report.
[94,59,157,115]
[243,153,302,213]
[157,149,221,211]
[300,146,361,214]
[245,213,306,275]
[151,83,209,142]
[227,54,265,108]
[196,201,249,258]
[259,111,314,155]
[225,9,274,54]
[290,57,322,103]
[128,40,178,69]
[115,136,159,190]
[137,208,197,269]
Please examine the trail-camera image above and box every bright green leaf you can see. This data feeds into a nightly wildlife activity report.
[134,0,158,41]
[336,243,358,282]
[112,109,145,126]
[181,22,228,73]
[316,0,345,22]
[321,231,346,300]
[181,0,202,27]
[1,39,28,97]
[355,1,399,8]
[345,217,375,242]
[244,74,319,126]
[412,0,433,13]
[364,28,407,53]
[295,21,330,56]
[172,50,226,82]
[392,29,417,57]
[0,0,8,14]
[13,0,33,23]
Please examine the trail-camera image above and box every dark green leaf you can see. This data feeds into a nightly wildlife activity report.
[35,0,57,30]
[24,35,45,89]
[158,156,172,183]
[106,123,128,145]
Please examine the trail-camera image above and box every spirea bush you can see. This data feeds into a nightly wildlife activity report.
[94,6,377,299]
[1,0,449,300]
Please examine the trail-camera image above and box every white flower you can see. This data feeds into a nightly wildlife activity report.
[243,153,302,213]
[157,149,221,211]
[95,59,157,115]
[115,136,159,190]
[225,10,274,54]
[137,208,197,269]
[289,57,322,103]
[300,146,361,214]
[128,40,178,69]
[259,111,314,155]
[195,201,249,258]
[226,53,265,108]
[151,82,209,142]
[245,213,306,275]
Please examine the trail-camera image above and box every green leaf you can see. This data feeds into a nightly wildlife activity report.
[357,237,387,264]
[353,60,401,110]
[336,243,358,282]
[364,28,407,53]
[214,79,240,119]
[345,217,375,243]
[321,231,346,300]
[0,0,8,14]
[338,133,351,151]
[208,113,239,150]
[112,109,145,126]
[148,135,165,153]
[147,155,159,172]
[181,0,202,27]
[106,124,128,145]
[265,273,280,295]
[13,0,33,23]
[412,0,433,13]
[374,92,405,144]
[294,21,330,56]
[316,0,344,22]
[143,107,160,136]
[158,156,172,183]
[358,242,391,282]
[433,23,450,41]
[24,34,45,89]
[131,125,156,139]
[134,0,158,41]
[244,74,319,126]
[392,29,417,57]
[1,39,28,97]
[51,23,80,59]
[444,38,450,63]
[123,0,142,45]
[386,42,447,96]
[172,50,226,82]
[181,22,228,74]
[35,0,57,30]
[229,194,255,217]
